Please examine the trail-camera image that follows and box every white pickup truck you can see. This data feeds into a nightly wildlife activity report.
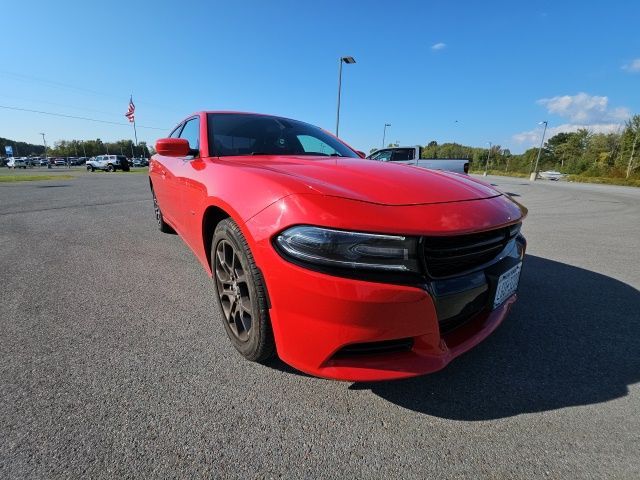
[367,146,469,174]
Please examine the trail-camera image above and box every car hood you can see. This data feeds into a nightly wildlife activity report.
[229,155,500,205]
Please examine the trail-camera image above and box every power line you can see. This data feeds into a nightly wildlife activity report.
[0,92,129,117]
[0,70,185,113]
[0,104,167,131]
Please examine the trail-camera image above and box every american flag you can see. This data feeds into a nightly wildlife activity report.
[125,96,135,123]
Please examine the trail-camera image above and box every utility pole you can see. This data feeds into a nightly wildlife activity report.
[382,123,391,148]
[40,133,47,166]
[530,121,548,181]
[627,127,639,179]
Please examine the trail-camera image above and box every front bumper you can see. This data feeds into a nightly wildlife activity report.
[245,194,526,381]
[258,241,524,381]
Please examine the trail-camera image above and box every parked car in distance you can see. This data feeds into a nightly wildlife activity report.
[132,157,149,167]
[539,170,564,181]
[150,111,527,381]
[53,158,67,166]
[6,157,29,169]
[86,155,130,172]
[367,146,470,174]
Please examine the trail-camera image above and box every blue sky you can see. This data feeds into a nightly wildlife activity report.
[1,0,638,153]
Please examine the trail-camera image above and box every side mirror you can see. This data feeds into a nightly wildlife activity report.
[155,138,190,157]
[355,150,366,158]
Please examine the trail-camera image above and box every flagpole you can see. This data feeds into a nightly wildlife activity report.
[130,94,138,157]
[133,118,138,155]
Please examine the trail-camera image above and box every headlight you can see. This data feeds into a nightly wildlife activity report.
[274,225,420,273]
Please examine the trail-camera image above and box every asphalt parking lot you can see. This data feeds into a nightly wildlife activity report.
[1,171,639,478]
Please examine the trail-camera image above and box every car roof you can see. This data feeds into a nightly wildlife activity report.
[191,111,299,122]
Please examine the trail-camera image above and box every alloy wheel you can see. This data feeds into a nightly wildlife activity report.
[214,240,253,342]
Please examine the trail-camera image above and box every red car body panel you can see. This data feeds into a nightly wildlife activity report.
[150,111,527,381]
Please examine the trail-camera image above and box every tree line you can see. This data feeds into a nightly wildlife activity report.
[419,114,639,179]
[1,137,45,156]
[0,137,154,158]
[47,139,154,158]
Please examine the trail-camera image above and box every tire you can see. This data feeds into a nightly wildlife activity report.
[151,188,174,233]
[87,165,95,172]
[107,164,114,172]
[212,219,275,362]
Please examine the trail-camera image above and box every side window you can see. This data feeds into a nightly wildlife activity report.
[371,150,392,161]
[296,135,338,156]
[169,124,183,138]
[179,118,200,152]
[390,149,414,161]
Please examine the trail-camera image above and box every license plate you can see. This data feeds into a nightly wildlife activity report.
[493,263,522,308]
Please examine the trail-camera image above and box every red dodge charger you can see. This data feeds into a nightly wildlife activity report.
[150,112,527,381]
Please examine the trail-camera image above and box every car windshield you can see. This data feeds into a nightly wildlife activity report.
[207,113,358,158]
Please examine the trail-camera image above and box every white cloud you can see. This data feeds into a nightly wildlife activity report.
[512,92,631,148]
[513,123,622,146]
[622,58,640,72]
[536,92,629,123]
[431,42,446,51]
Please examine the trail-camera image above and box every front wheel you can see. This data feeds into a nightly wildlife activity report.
[212,219,275,362]
[87,165,95,172]
[107,164,114,172]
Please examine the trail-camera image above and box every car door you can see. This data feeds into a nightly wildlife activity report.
[151,123,185,231]
[176,116,207,251]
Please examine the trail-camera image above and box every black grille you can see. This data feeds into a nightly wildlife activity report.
[333,338,414,358]
[423,223,520,278]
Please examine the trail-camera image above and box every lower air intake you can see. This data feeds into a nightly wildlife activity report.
[333,338,414,358]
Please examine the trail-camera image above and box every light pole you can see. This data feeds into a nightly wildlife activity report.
[81,141,86,159]
[530,120,548,181]
[484,142,492,176]
[382,123,391,148]
[40,133,47,166]
[335,56,356,137]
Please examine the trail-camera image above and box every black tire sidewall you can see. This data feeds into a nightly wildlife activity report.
[151,189,172,233]
[212,219,271,361]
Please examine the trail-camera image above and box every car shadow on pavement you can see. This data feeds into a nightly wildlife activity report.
[352,255,640,420]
